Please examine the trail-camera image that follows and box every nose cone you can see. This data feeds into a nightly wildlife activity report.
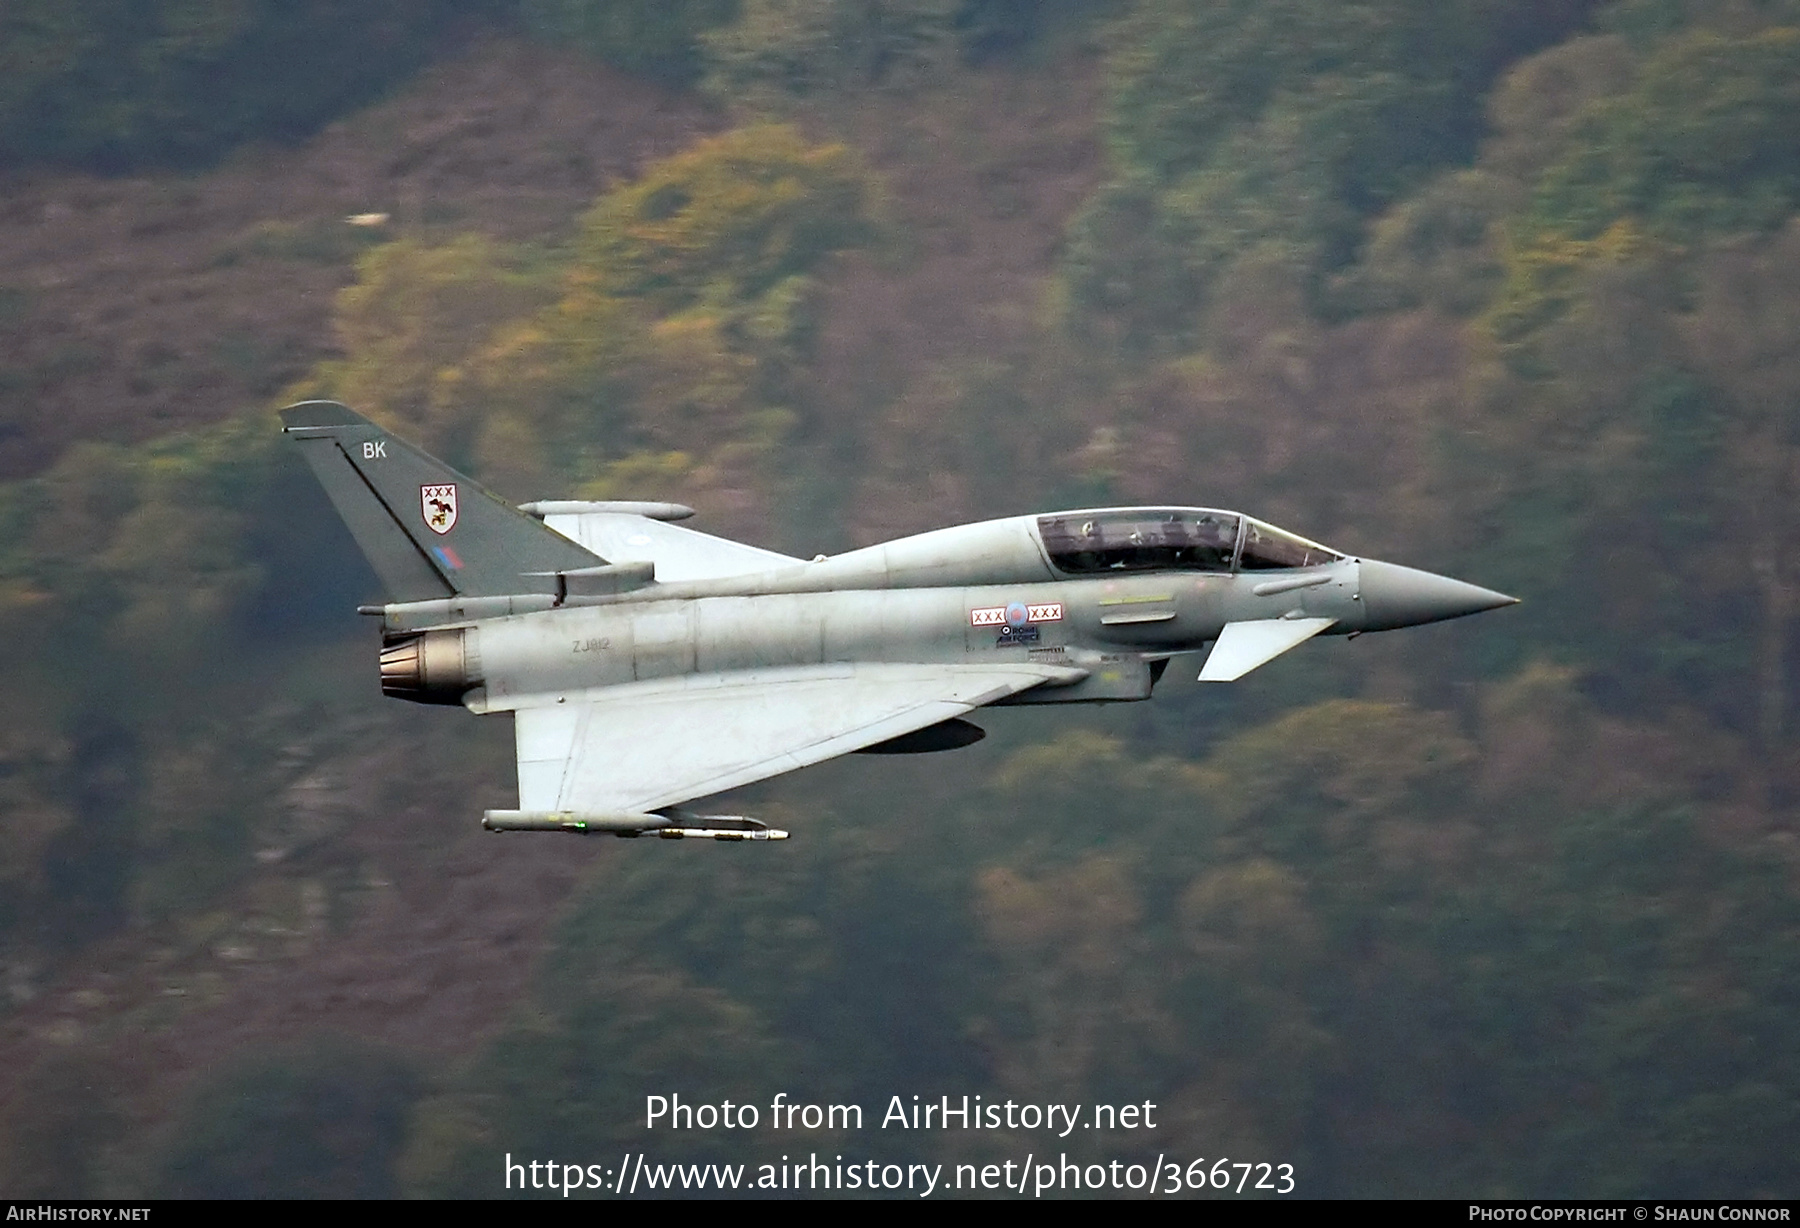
[1358,559,1519,631]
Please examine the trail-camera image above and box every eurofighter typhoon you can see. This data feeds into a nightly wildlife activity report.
[282,401,1517,842]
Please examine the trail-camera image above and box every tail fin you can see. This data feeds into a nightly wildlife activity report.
[279,401,602,601]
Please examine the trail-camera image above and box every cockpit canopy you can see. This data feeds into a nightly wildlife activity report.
[1036,509,1341,575]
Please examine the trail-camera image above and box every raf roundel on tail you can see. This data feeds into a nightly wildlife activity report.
[281,400,1518,843]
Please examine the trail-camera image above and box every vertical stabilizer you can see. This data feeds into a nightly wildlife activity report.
[279,401,602,601]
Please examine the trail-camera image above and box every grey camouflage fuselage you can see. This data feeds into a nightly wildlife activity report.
[382,512,1504,711]
[281,400,1516,837]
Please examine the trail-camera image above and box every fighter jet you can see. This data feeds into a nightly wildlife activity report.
[281,401,1516,841]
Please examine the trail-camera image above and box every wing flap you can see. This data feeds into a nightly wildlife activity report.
[511,662,1080,813]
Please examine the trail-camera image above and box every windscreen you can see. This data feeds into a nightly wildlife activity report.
[1237,519,1341,570]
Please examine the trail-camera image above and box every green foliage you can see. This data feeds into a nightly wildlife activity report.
[956,0,1123,61]
[576,123,880,315]
[1479,26,1800,356]
[1375,15,1800,737]
[1485,217,1650,356]
[1067,0,1604,350]
[307,234,560,469]
[1340,169,1512,314]
[527,0,1115,91]
[156,1039,422,1197]
[1526,27,1800,245]
[411,789,1013,1193]
[1106,0,1369,183]
[1601,0,1800,40]
[308,125,881,506]
[409,687,1800,1196]
[0,411,384,964]
[0,1,477,170]
[1482,34,1641,185]
[417,964,787,1196]
[1105,0,1604,185]
[1448,249,1771,720]
[1430,799,1800,1196]
[703,0,960,101]
[520,0,739,84]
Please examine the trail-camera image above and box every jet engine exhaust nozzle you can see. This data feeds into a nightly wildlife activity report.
[380,629,480,705]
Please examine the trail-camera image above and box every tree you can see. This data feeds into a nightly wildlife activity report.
[0,1,464,170]
[1065,0,1603,349]
[308,235,557,468]
[703,0,959,102]
[520,0,738,84]
[1683,222,1800,747]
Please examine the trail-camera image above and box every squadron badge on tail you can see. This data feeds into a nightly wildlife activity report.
[421,484,457,535]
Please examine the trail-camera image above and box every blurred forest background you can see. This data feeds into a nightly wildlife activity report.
[1,0,1798,1198]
